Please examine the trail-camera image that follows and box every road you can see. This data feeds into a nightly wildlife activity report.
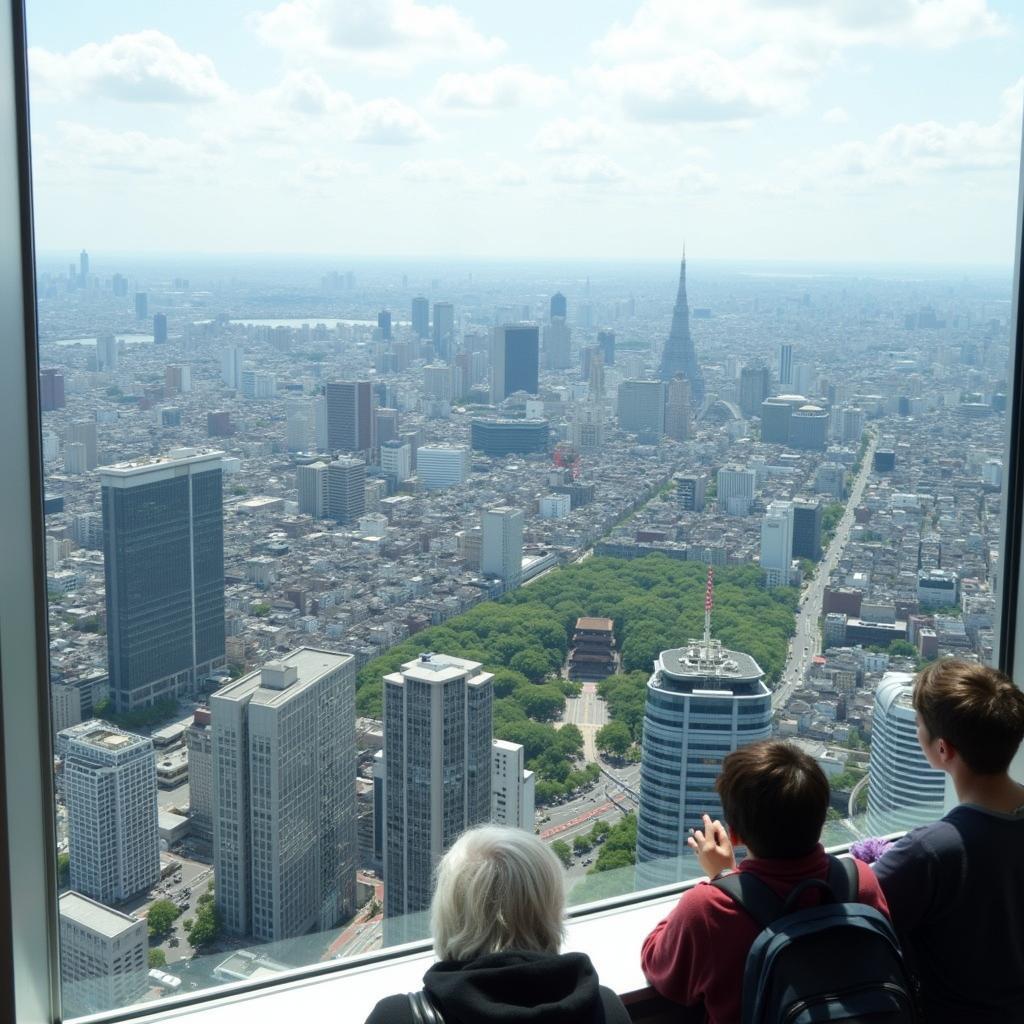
[559,682,609,761]
[773,433,878,711]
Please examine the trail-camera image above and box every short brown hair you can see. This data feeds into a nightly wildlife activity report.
[715,740,829,859]
[913,660,1024,774]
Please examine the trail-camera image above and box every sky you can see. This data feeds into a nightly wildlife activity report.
[24,0,1024,265]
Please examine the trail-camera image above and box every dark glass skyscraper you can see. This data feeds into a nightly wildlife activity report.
[490,324,539,402]
[100,448,225,712]
[659,255,704,404]
[550,292,567,320]
[325,380,374,452]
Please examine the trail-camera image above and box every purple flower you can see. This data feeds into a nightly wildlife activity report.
[849,837,892,864]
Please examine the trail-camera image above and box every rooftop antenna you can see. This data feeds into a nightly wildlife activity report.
[703,565,714,659]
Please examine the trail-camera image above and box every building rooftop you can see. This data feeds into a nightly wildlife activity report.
[98,447,224,480]
[59,892,141,938]
[212,647,352,708]
[576,616,614,631]
[385,651,490,686]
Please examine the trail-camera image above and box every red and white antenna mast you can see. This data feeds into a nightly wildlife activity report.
[703,566,714,658]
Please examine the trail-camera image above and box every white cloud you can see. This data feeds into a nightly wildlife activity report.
[29,31,227,104]
[252,0,504,71]
[399,158,468,183]
[532,116,609,153]
[547,156,628,185]
[823,106,850,124]
[432,65,565,111]
[352,98,437,144]
[490,161,529,187]
[295,157,369,183]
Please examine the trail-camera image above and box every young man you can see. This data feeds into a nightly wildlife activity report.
[641,740,888,1024]
[872,659,1024,1023]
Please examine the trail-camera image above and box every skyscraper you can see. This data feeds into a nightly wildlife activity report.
[597,328,616,366]
[542,316,571,370]
[490,325,539,402]
[550,292,567,320]
[867,673,946,835]
[432,301,455,361]
[65,419,98,471]
[411,296,429,338]
[383,653,493,946]
[617,379,666,440]
[62,721,160,903]
[779,343,793,387]
[79,249,89,286]
[40,367,65,410]
[185,708,213,841]
[212,649,357,942]
[717,466,757,516]
[325,381,375,452]
[664,375,692,442]
[659,254,704,404]
[792,498,823,561]
[327,457,365,523]
[380,440,412,483]
[739,364,771,417]
[134,292,147,320]
[491,739,535,830]
[377,310,392,340]
[96,334,118,372]
[153,313,168,345]
[636,576,771,889]
[222,346,243,391]
[760,500,795,588]
[481,507,523,587]
[296,461,329,518]
[100,448,225,711]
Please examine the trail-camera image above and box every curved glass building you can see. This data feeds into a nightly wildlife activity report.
[636,638,771,889]
[866,672,946,834]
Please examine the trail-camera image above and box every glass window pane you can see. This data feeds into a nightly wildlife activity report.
[22,1,1023,1017]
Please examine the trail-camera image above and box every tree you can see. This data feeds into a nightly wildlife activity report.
[57,852,70,886]
[596,721,632,758]
[550,840,572,867]
[147,899,181,938]
[509,648,553,683]
[514,683,565,722]
[185,899,220,948]
[573,835,593,854]
[148,949,167,969]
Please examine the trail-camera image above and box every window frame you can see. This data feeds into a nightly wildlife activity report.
[0,1,1022,1020]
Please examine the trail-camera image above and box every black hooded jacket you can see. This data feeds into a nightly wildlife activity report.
[363,950,631,1024]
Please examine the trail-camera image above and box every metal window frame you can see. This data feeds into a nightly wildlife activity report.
[0,0,1022,1018]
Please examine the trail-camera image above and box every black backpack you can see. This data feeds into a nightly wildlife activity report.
[712,856,918,1024]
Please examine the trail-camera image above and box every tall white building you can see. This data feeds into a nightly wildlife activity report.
[417,444,470,490]
[867,673,946,835]
[381,440,412,483]
[96,334,118,372]
[760,500,794,588]
[66,419,98,470]
[59,892,147,1017]
[717,467,757,515]
[423,363,454,401]
[491,739,535,830]
[62,722,160,904]
[212,649,357,943]
[542,316,571,369]
[539,493,571,519]
[383,653,493,946]
[481,507,523,587]
[221,345,244,390]
[296,461,329,519]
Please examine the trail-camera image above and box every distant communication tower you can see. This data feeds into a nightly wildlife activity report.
[553,443,581,479]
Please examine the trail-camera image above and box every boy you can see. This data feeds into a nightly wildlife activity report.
[641,740,888,1024]
[872,659,1024,1022]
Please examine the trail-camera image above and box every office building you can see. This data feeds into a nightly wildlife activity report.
[675,474,706,512]
[760,500,794,588]
[78,248,89,285]
[539,493,571,519]
[597,328,616,366]
[241,369,276,400]
[717,467,756,515]
[481,507,523,587]
[790,404,829,450]
[423,363,454,401]
[96,334,118,372]
[40,367,65,410]
[375,406,399,445]
[212,650,357,942]
[185,708,213,841]
[327,457,365,524]
[664,374,692,442]
[65,420,97,471]
[417,444,470,490]
[411,296,429,338]
[207,411,233,438]
[377,310,392,340]
[153,313,168,345]
[792,498,823,561]
[62,722,160,904]
[100,448,225,711]
[64,441,88,476]
[841,406,866,443]
[542,316,571,370]
[866,673,946,835]
[470,418,550,457]
[164,364,191,395]
[760,396,796,444]
[550,292,567,320]
[383,653,493,945]
[659,254,704,403]
[222,346,244,391]
[490,324,539,401]
[134,292,147,320]
[432,302,455,360]
[571,403,603,453]
[637,627,770,888]
[491,739,535,830]
[739,365,771,417]
[326,381,375,452]
[59,892,147,1017]
[918,569,959,606]
[779,343,793,387]
[296,461,329,519]
[617,379,666,440]
[380,440,412,483]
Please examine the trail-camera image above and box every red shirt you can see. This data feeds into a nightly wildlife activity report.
[641,846,890,1024]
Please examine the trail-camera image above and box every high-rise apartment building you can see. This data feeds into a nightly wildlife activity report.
[481,507,523,587]
[62,721,160,903]
[760,500,795,587]
[100,448,225,711]
[432,302,455,361]
[717,466,756,516]
[411,296,429,338]
[636,631,770,889]
[542,316,571,370]
[779,343,793,387]
[212,649,357,942]
[327,457,365,523]
[867,673,946,834]
[222,346,244,391]
[491,739,535,830]
[617,379,666,440]
[296,461,329,518]
[417,444,470,490]
[185,707,213,841]
[490,325,539,402]
[383,653,493,946]
[326,381,375,452]
[153,313,168,345]
[59,892,147,1017]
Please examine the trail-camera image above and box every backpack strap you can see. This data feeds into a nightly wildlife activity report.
[712,870,785,930]
[827,855,860,903]
[408,990,445,1024]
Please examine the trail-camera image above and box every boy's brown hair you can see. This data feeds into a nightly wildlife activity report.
[715,740,829,858]
[913,659,1024,775]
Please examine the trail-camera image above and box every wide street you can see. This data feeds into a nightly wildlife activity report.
[773,433,878,710]
[560,682,610,761]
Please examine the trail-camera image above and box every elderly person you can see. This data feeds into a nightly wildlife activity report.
[364,825,630,1024]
